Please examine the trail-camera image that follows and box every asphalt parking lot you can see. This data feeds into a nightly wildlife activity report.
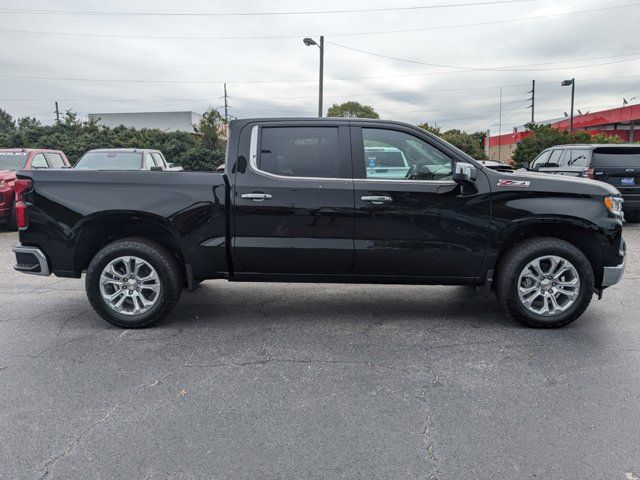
[1,227,639,479]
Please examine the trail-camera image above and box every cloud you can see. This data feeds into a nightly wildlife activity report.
[0,0,638,132]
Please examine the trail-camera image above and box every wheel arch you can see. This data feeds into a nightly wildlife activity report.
[493,220,605,287]
[73,211,185,278]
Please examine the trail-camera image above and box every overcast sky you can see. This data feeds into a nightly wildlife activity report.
[1,0,639,134]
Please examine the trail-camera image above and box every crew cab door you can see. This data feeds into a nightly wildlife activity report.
[232,121,354,275]
[351,123,491,279]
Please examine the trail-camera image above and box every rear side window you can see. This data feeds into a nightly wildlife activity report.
[593,148,640,168]
[567,149,590,167]
[258,127,340,178]
[45,153,66,168]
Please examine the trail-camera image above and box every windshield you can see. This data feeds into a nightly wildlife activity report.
[0,152,29,170]
[75,151,143,170]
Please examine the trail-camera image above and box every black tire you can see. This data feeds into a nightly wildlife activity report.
[495,237,594,328]
[625,210,640,223]
[85,238,182,328]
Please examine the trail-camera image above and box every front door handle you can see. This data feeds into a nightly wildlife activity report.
[361,195,393,204]
[241,193,272,201]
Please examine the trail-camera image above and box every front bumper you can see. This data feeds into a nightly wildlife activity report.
[12,245,50,276]
[601,237,626,287]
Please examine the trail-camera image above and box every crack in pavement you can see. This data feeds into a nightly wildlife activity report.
[39,349,196,479]
[417,373,441,480]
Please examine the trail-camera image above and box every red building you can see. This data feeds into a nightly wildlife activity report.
[486,104,640,161]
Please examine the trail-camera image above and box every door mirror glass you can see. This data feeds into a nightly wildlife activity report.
[453,162,477,185]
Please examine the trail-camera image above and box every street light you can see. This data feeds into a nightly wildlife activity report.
[561,78,575,133]
[303,36,324,117]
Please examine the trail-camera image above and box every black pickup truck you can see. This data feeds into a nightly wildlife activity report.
[12,118,626,329]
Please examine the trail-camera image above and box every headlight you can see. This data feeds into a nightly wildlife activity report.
[604,196,623,217]
[0,180,5,188]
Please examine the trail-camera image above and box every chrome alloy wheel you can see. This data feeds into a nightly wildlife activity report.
[99,256,161,316]
[517,255,580,317]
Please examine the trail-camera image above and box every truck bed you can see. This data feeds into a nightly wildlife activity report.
[17,169,229,281]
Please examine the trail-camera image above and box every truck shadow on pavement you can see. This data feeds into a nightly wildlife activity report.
[171,282,525,330]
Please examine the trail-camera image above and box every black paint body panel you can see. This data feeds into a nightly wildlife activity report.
[17,118,624,288]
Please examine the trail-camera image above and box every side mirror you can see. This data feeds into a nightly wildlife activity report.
[522,161,530,170]
[453,162,477,186]
[167,163,175,168]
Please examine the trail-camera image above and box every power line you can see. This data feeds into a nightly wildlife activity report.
[327,42,640,72]
[0,0,535,17]
[0,3,635,40]
[4,62,640,87]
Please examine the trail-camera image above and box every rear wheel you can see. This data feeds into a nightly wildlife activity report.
[496,238,594,328]
[86,238,182,328]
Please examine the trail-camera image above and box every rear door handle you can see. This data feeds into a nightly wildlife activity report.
[241,193,272,201]
[361,195,393,204]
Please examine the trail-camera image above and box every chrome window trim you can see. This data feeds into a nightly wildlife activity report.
[355,178,456,185]
[249,124,457,185]
[248,125,349,183]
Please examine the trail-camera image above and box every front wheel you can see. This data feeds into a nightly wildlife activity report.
[86,238,182,328]
[496,238,594,328]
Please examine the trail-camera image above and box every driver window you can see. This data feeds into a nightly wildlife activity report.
[362,128,453,181]
[31,153,49,169]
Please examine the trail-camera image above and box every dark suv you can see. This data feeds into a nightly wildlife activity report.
[524,144,640,222]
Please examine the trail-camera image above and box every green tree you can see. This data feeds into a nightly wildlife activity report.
[193,108,226,151]
[416,122,441,136]
[513,123,623,167]
[0,109,15,134]
[417,123,487,159]
[327,101,379,119]
[0,108,227,171]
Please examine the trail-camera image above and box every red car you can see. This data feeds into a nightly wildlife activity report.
[0,148,70,228]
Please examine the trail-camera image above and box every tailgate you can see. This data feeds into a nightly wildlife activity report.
[593,147,640,194]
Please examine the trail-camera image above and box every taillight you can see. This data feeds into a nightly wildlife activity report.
[13,179,32,230]
[583,167,595,179]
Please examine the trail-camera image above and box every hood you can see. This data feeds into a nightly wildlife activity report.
[0,170,17,181]
[493,170,620,196]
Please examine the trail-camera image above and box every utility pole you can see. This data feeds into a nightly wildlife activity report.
[528,80,535,124]
[485,129,490,158]
[223,83,229,123]
[498,87,503,162]
[318,36,324,117]
[54,101,60,124]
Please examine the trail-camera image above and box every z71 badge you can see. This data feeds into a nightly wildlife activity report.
[497,179,530,187]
